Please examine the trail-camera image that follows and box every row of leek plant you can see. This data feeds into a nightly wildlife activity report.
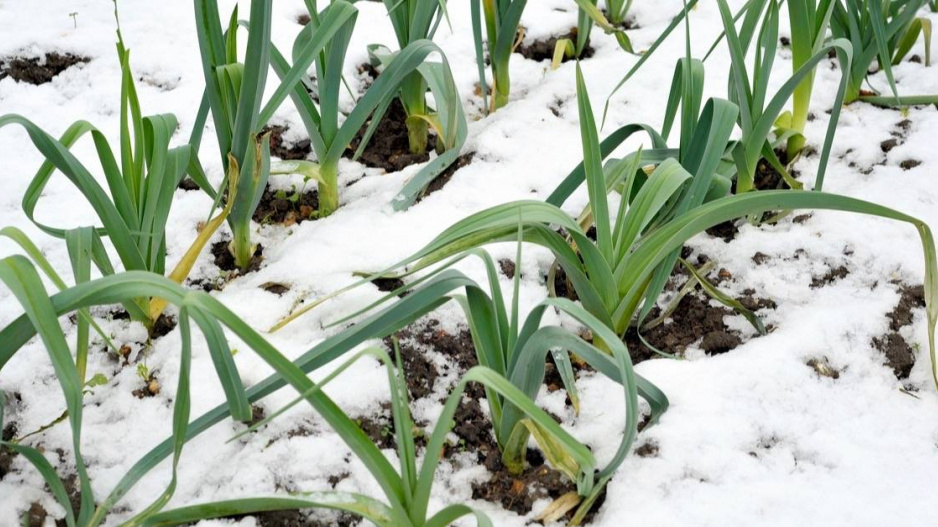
[0,12,230,331]
[191,0,467,269]
[0,229,665,525]
[273,62,938,389]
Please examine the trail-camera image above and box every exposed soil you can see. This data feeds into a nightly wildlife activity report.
[252,184,320,226]
[373,276,406,294]
[176,177,201,191]
[346,96,437,173]
[132,372,161,399]
[635,440,660,458]
[624,291,773,364]
[752,252,771,265]
[552,255,772,364]
[355,408,397,451]
[355,404,429,453]
[1,421,17,480]
[260,282,291,296]
[415,153,475,203]
[872,284,926,380]
[881,138,899,153]
[24,502,47,527]
[384,321,474,401]
[515,27,595,63]
[445,396,497,461]
[211,240,264,274]
[810,264,850,288]
[551,265,579,302]
[263,125,312,161]
[111,310,177,340]
[705,219,741,243]
[0,53,89,84]
[707,149,792,241]
[472,448,605,523]
[900,159,921,170]
[543,352,595,409]
[219,509,360,527]
[499,258,518,279]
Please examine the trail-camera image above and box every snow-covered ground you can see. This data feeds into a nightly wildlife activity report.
[1,0,937,525]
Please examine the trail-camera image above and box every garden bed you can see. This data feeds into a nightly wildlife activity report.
[0,0,937,526]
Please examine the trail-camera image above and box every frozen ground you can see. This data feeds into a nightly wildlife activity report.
[1,0,937,525]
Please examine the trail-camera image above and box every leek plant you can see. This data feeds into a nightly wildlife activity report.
[141,333,632,526]
[272,0,467,211]
[373,0,450,154]
[307,240,669,523]
[830,0,936,106]
[716,0,852,191]
[552,0,597,68]
[784,0,839,159]
[605,0,635,27]
[0,257,251,526]
[278,65,938,387]
[0,253,636,525]
[191,0,356,269]
[0,21,224,329]
[471,0,527,111]
[572,0,640,54]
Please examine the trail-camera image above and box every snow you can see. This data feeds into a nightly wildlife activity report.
[1,0,937,525]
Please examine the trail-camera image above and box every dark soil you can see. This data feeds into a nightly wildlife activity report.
[356,409,397,451]
[112,310,177,340]
[384,321,473,401]
[872,284,926,379]
[346,97,437,173]
[499,259,517,279]
[872,334,915,379]
[211,240,264,273]
[25,502,47,527]
[635,440,660,458]
[252,184,320,226]
[416,153,475,203]
[752,252,771,265]
[900,159,921,170]
[260,282,291,296]
[219,509,360,527]
[551,265,579,302]
[543,352,595,409]
[624,292,769,364]
[373,276,407,295]
[810,264,850,288]
[445,396,497,461]
[0,53,89,84]
[354,403,430,453]
[707,149,792,241]
[552,257,772,363]
[176,178,201,191]
[132,372,161,399]
[705,220,742,243]
[383,319,504,461]
[472,448,605,523]
[263,125,312,161]
[516,28,595,63]
[1,422,17,480]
